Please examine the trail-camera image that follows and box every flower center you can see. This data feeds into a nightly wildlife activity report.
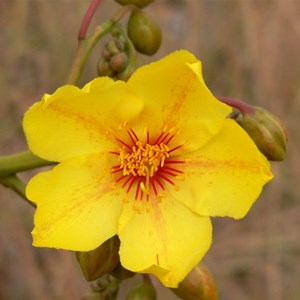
[110,127,185,213]
[119,141,170,178]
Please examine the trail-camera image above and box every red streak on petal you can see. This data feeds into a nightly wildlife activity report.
[111,168,122,174]
[159,173,175,185]
[122,175,133,188]
[109,151,120,155]
[127,128,138,144]
[164,160,185,164]
[163,166,184,174]
[154,131,165,145]
[153,176,165,190]
[165,133,176,145]
[159,132,170,144]
[127,176,137,193]
[147,130,150,144]
[151,179,158,195]
[159,169,178,177]
[112,164,121,169]
[135,181,141,200]
[140,190,144,201]
[116,138,132,150]
[168,144,184,154]
[116,175,126,183]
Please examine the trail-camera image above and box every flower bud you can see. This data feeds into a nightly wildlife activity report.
[125,278,157,300]
[171,264,218,300]
[97,58,115,77]
[238,106,287,161]
[128,11,161,55]
[114,0,154,8]
[76,236,120,281]
[110,52,129,72]
[106,39,124,55]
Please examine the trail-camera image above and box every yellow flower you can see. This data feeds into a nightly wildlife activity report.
[23,50,272,287]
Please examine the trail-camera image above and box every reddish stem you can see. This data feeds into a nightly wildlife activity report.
[78,0,102,40]
[218,97,255,115]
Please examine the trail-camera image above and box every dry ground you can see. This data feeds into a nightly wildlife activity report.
[1,1,299,299]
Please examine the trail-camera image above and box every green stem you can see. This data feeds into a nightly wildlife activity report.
[0,150,54,177]
[0,175,36,208]
[66,6,136,86]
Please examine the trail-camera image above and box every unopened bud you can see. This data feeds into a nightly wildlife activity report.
[97,58,115,77]
[125,276,157,300]
[128,11,161,55]
[171,264,218,300]
[110,52,129,72]
[238,106,287,161]
[106,39,123,55]
[114,0,154,8]
[116,53,140,81]
[102,48,111,60]
[76,236,120,281]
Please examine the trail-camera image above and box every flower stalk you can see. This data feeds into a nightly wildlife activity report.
[0,150,54,177]
[66,5,137,85]
[0,175,35,207]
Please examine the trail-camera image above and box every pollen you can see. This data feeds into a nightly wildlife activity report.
[119,141,170,178]
[110,127,185,211]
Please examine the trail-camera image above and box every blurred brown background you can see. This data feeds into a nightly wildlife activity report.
[0,0,299,299]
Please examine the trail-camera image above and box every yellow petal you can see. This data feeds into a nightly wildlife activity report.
[26,153,122,251]
[23,77,143,162]
[173,119,273,219]
[118,197,212,287]
[127,50,231,153]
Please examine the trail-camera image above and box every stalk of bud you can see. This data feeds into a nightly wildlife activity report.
[76,236,120,281]
[125,275,157,300]
[171,264,218,300]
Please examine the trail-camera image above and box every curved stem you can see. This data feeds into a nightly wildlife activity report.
[78,0,102,40]
[0,175,36,208]
[218,97,254,115]
[66,5,137,86]
[0,150,54,177]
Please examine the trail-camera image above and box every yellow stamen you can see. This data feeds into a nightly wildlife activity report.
[119,141,170,178]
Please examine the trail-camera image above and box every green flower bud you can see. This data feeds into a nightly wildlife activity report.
[102,48,112,61]
[238,106,287,161]
[116,53,140,81]
[110,52,129,72]
[171,264,218,300]
[106,39,124,55]
[114,0,154,8]
[76,236,120,281]
[97,58,115,77]
[128,11,161,56]
[125,277,157,300]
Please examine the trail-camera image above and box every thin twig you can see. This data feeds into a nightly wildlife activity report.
[78,0,102,40]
